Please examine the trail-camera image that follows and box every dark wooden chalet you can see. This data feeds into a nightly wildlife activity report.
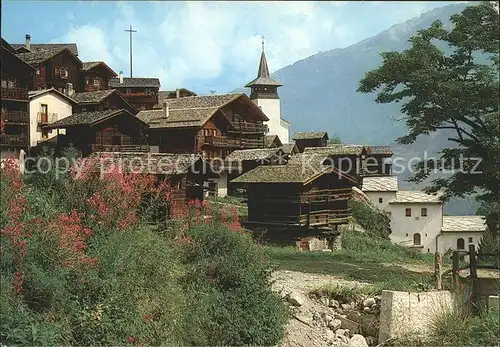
[80,61,117,92]
[16,47,83,94]
[153,88,198,108]
[264,134,283,148]
[71,89,138,115]
[292,132,329,153]
[1,38,36,155]
[136,93,269,158]
[109,74,160,110]
[43,109,148,155]
[86,152,219,218]
[231,164,357,229]
[11,35,78,55]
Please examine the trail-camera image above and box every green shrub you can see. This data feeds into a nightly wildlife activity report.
[178,223,288,346]
[349,199,391,239]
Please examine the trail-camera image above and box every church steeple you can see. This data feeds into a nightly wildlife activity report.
[245,36,283,98]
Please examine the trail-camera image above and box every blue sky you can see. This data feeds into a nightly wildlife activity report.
[3,1,465,94]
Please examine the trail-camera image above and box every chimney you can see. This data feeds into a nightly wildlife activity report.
[176,88,180,98]
[25,34,31,50]
[65,83,74,96]
[163,102,169,118]
[119,71,124,84]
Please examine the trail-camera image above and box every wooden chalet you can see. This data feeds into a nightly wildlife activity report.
[292,131,329,153]
[136,93,269,158]
[153,88,198,108]
[16,46,83,94]
[86,152,219,218]
[231,164,357,229]
[1,38,36,155]
[43,109,148,155]
[71,89,138,115]
[109,73,160,110]
[290,144,393,178]
[80,61,117,92]
[264,134,283,148]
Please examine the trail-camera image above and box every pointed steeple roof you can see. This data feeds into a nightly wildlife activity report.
[245,37,283,88]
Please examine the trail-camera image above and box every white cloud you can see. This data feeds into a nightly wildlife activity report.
[56,1,454,92]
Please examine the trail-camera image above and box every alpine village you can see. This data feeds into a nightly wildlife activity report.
[1,2,499,346]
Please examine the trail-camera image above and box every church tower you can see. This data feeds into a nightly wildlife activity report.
[245,37,290,143]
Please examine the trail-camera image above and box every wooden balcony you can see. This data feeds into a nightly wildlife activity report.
[260,209,352,227]
[122,92,157,98]
[264,188,353,204]
[228,121,267,133]
[204,136,263,149]
[0,134,29,146]
[1,87,28,101]
[1,110,29,124]
[37,112,58,125]
[91,144,150,152]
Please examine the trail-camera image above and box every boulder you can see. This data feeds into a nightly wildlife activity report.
[320,296,330,306]
[321,312,334,324]
[335,314,361,334]
[363,298,376,307]
[328,319,342,331]
[341,303,351,311]
[348,334,369,347]
[326,329,336,340]
[336,328,346,337]
[287,292,305,307]
[363,307,371,313]
[329,299,340,308]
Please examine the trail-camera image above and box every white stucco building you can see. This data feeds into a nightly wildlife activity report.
[439,216,487,252]
[387,191,444,253]
[245,40,290,144]
[361,176,398,211]
[28,88,75,148]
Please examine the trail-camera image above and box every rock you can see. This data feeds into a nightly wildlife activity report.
[340,303,351,311]
[336,328,346,337]
[335,314,361,334]
[374,295,381,302]
[287,292,305,307]
[348,334,369,347]
[344,329,350,336]
[328,319,342,331]
[365,336,376,346]
[370,303,377,309]
[322,312,334,324]
[363,298,376,307]
[320,296,330,306]
[326,329,336,340]
[347,311,362,322]
[313,312,322,321]
[363,307,371,313]
[329,299,340,308]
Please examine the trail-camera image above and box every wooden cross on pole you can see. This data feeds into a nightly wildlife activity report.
[125,25,137,77]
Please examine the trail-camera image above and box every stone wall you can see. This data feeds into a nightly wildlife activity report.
[378,290,454,343]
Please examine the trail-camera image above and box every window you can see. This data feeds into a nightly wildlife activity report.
[405,233,408,237]
[55,67,59,76]
[7,80,15,88]
[413,233,421,246]
[405,208,412,217]
[457,238,465,250]
[93,79,101,87]
[421,208,427,217]
[1,80,6,88]
[378,197,383,203]
[41,130,48,139]
[468,237,473,243]
[36,69,40,75]
[112,135,121,146]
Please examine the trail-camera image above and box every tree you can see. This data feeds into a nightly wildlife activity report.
[358,2,499,227]
[328,135,342,145]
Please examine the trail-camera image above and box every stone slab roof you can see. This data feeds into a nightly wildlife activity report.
[225,148,282,162]
[137,93,266,129]
[44,109,144,129]
[362,176,398,192]
[293,131,328,140]
[231,164,330,184]
[71,89,116,104]
[368,145,393,156]
[264,134,281,148]
[16,47,81,67]
[303,144,365,156]
[280,143,298,155]
[389,191,442,204]
[12,43,78,55]
[81,61,117,76]
[109,77,160,88]
[154,89,198,107]
[442,216,487,232]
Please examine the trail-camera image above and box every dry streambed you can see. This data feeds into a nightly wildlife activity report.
[272,270,382,347]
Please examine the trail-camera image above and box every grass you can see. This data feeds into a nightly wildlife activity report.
[266,231,438,292]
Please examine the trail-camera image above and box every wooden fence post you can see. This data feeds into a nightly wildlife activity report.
[435,252,443,290]
[452,251,459,291]
[469,244,478,280]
